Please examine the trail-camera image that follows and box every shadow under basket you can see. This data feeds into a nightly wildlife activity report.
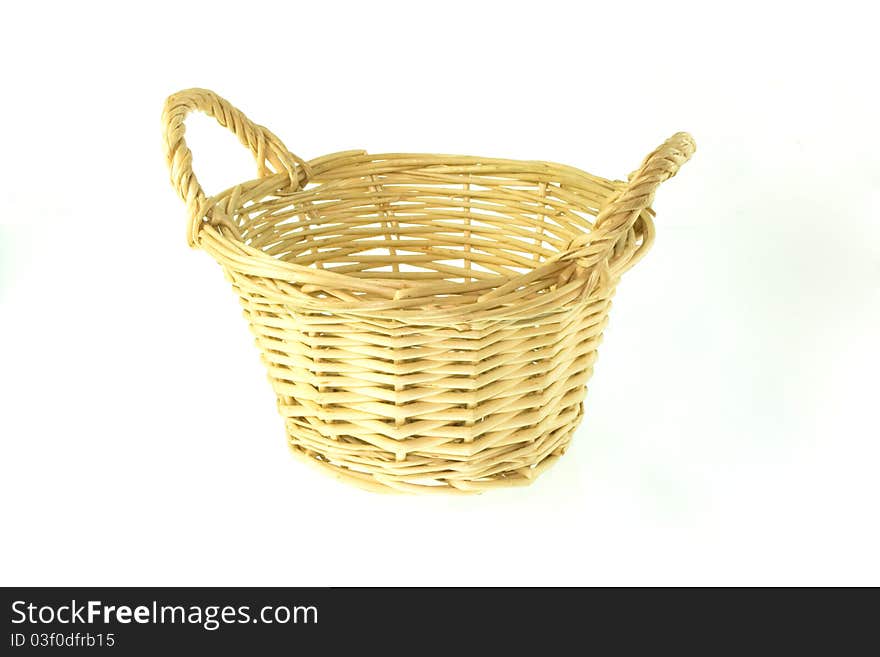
[163,88,696,494]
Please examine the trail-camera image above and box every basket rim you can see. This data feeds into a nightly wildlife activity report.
[195,150,630,320]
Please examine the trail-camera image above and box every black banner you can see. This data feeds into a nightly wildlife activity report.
[1,587,867,653]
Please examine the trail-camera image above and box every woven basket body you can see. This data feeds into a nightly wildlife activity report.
[163,89,695,493]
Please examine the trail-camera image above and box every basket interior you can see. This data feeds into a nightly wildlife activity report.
[224,155,623,293]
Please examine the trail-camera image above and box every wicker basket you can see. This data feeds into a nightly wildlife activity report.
[162,88,695,493]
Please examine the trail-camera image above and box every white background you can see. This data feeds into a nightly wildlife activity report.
[1,1,877,586]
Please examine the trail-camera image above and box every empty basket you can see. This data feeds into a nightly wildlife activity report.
[162,88,695,493]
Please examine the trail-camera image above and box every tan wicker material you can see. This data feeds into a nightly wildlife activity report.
[162,88,695,494]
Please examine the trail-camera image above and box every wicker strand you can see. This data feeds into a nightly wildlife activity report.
[162,88,695,493]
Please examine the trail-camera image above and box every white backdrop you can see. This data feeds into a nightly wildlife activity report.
[1,1,877,586]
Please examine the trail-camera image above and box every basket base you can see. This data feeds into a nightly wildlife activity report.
[284,407,583,494]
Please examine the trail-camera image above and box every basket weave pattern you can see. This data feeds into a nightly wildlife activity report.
[163,89,695,493]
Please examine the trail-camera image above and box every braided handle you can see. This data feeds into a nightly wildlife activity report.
[562,132,696,271]
[162,88,309,246]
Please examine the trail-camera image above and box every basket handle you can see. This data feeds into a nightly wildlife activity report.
[162,88,310,246]
[562,132,696,271]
